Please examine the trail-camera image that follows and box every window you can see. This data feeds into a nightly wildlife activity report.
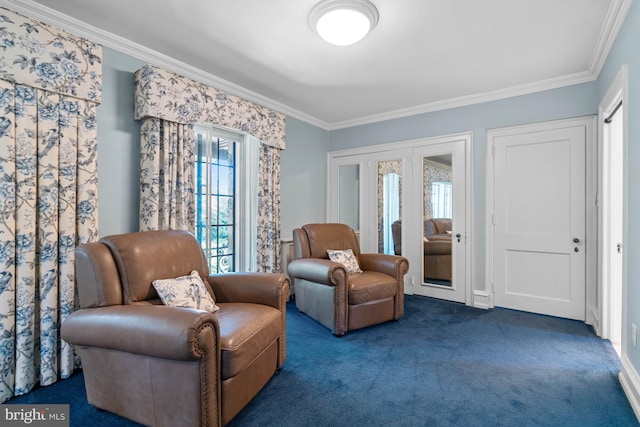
[195,127,236,273]
[194,126,258,273]
[431,181,452,218]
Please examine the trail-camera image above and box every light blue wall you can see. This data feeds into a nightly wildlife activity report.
[95,21,635,378]
[96,47,145,236]
[96,48,329,239]
[328,83,598,291]
[280,117,328,239]
[597,0,640,376]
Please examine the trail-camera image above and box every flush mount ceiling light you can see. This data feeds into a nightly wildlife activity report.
[309,0,379,46]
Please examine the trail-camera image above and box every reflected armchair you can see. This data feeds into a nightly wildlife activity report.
[288,223,409,336]
[391,219,452,281]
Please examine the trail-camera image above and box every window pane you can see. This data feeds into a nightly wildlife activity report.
[218,255,233,273]
[218,139,234,166]
[210,166,218,195]
[219,166,234,196]
[218,225,233,254]
[210,197,219,225]
[194,127,238,273]
[218,196,234,225]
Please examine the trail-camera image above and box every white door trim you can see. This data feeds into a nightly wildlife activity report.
[597,65,628,342]
[485,116,597,321]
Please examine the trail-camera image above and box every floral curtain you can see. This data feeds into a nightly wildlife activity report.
[134,65,285,149]
[0,8,101,402]
[256,144,281,272]
[134,65,286,271]
[139,118,195,231]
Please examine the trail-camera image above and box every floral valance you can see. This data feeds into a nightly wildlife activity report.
[0,7,102,104]
[134,65,286,149]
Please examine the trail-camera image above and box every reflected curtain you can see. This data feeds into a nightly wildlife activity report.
[139,118,195,232]
[0,8,102,402]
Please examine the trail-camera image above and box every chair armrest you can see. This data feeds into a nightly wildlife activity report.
[424,240,452,255]
[287,258,348,286]
[60,305,219,361]
[358,253,409,278]
[207,272,289,309]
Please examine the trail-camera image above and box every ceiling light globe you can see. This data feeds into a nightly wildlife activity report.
[316,9,371,46]
[309,0,379,47]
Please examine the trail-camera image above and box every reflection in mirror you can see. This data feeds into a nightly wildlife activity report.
[423,155,453,286]
[339,165,360,231]
[377,160,402,254]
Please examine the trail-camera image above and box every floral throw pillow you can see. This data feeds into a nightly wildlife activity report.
[152,270,219,312]
[327,249,363,275]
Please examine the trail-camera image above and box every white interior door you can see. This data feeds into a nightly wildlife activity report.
[491,124,586,320]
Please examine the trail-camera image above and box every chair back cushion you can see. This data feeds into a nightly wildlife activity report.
[75,242,123,308]
[299,223,360,259]
[100,230,211,304]
[424,218,452,236]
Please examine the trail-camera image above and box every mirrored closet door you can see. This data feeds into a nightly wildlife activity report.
[412,140,466,303]
[327,134,470,304]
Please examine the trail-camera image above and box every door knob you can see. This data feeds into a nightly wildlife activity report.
[455,233,461,242]
[573,238,580,243]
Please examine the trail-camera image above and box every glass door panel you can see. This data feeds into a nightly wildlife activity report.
[412,140,466,303]
[377,160,402,255]
[422,155,453,286]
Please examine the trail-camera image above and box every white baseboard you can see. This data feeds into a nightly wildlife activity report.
[589,307,601,336]
[619,354,640,421]
[472,290,492,310]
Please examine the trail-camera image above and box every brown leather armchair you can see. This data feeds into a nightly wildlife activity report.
[61,230,289,427]
[288,223,408,336]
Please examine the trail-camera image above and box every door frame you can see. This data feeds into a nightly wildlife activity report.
[485,116,598,322]
[597,65,628,345]
[327,132,474,305]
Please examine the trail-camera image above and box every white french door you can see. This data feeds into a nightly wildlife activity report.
[328,133,472,304]
[410,140,467,303]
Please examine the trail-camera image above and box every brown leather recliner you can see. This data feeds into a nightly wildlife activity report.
[60,230,289,427]
[288,223,409,336]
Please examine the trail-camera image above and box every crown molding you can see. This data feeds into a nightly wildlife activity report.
[329,0,631,130]
[0,0,329,130]
[327,70,596,130]
[589,0,633,77]
[0,0,631,132]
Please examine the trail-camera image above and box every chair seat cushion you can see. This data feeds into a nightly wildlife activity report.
[348,272,397,305]
[216,302,281,380]
[427,234,451,241]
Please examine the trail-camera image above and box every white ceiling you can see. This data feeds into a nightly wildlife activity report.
[2,0,628,129]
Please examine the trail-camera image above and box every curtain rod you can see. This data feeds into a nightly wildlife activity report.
[604,100,623,124]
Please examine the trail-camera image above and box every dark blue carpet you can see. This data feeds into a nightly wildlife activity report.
[8,295,639,426]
